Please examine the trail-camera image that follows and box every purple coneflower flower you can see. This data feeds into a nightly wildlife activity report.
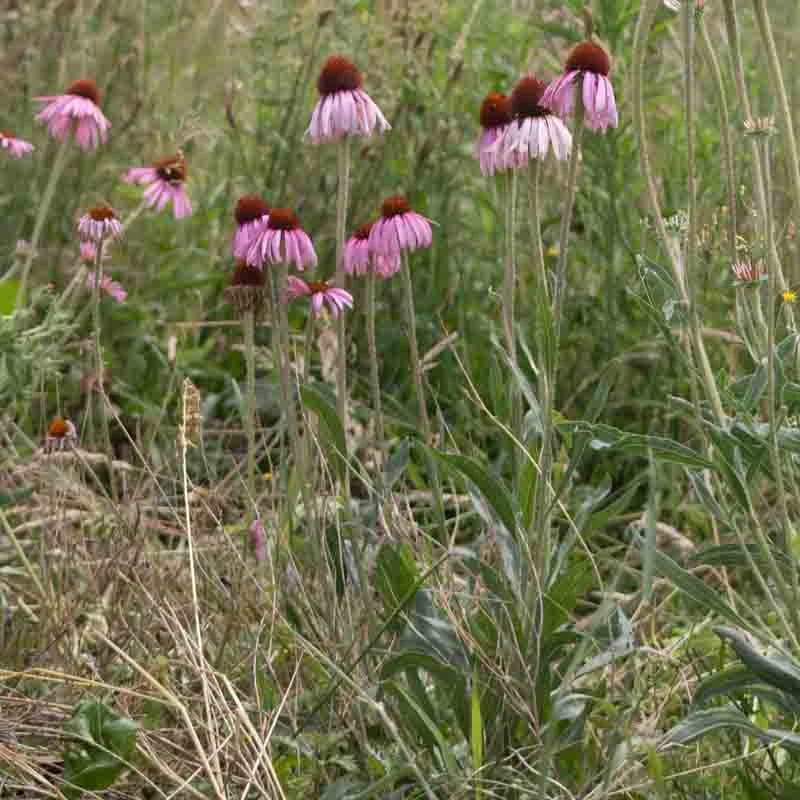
[250,518,267,563]
[34,78,111,151]
[504,76,572,165]
[247,208,317,271]
[306,55,390,144]
[732,260,766,284]
[77,204,123,243]
[0,131,34,159]
[125,152,192,219]
[287,276,353,318]
[87,272,127,303]
[475,92,514,176]
[233,194,270,259]
[368,195,433,258]
[542,41,619,133]
[344,221,401,278]
[80,241,98,263]
[44,417,78,453]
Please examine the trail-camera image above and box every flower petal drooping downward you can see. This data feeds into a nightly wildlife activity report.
[34,78,111,151]
[287,276,354,318]
[368,195,433,258]
[250,519,267,563]
[732,260,766,285]
[542,41,619,133]
[246,208,317,271]
[87,272,127,302]
[345,221,401,278]
[233,194,270,259]
[475,92,514,176]
[124,152,192,219]
[306,55,390,144]
[78,204,123,243]
[0,131,34,159]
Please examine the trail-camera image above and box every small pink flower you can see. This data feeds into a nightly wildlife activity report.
[87,272,127,303]
[77,204,123,243]
[0,131,34,159]
[286,276,353,318]
[345,221,401,278]
[34,78,111,151]
[80,241,97,263]
[475,92,514,176]
[732,260,766,284]
[250,518,267,562]
[368,195,433,258]
[124,152,192,219]
[233,194,270,259]
[247,208,317,271]
[306,55,390,144]
[542,41,619,133]
[44,417,78,453]
[503,76,572,165]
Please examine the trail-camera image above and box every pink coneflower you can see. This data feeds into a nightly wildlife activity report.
[542,41,619,133]
[87,272,127,303]
[344,221,401,278]
[368,195,433,257]
[0,131,34,159]
[77,204,123,243]
[475,92,514,176]
[306,55,390,144]
[80,241,97,263]
[250,519,267,563]
[286,276,353,318]
[504,76,572,165]
[732,260,766,284]
[246,208,317,271]
[233,194,270,259]
[124,152,192,219]
[34,78,111,151]
[43,417,78,453]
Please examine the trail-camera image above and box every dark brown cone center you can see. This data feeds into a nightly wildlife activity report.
[88,204,117,221]
[235,194,270,225]
[268,208,300,231]
[154,154,187,184]
[565,41,611,76]
[307,280,329,293]
[353,221,374,240]
[48,417,68,437]
[511,77,550,118]
[381,195,411,218]
[318,55,363,95]
[230,262,265,288]
[67,78,101,105]
[480,92,512,129]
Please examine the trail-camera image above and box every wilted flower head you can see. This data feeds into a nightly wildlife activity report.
[87,272,127,302]
[124,152,192,219]
[306,55,390,144]
[0,131,34,159]
[475,92,514,176]
[286,276,353,318]
[35,78,111,151]
[368,195,433,257]
[732,260,766,285]
[246,208,317,270]
[344,221,401,278]
[504,76,572,165]
[233,194,270,259]
[225,260,267,317]
[542,41,619,133]
[44,416,78,453]
[78,204,123,243]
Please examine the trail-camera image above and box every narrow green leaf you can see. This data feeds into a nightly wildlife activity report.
[299,384,346,479]
[471,665,483,800]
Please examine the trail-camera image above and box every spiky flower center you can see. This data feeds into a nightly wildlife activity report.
[48,417,69,438]
[307,280,330,293]
[353,221,374,240]
[480,92,512,128]
[0,130,14,140]
[318,55,363,95]
[267,208,300,231]
[510,77,549,119]
[235,194,270,225]
[230,261,265,288]
[154,153,187,184]
[381,195,411,218]
[565,41,611,76]
[67,78,101,105]
[88,204,117,221]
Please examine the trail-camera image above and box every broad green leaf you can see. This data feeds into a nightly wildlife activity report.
[375,542,419,620]
[0,279,20,315]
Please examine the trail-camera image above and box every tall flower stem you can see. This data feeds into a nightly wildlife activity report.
[401,251,431,442]
[335,140,352,503]
[242,308,257,512]
[16,138,70,305]
[503,171,522,481]
[366,270,385,455]
[277,265,300,463]
[267,273,286,479]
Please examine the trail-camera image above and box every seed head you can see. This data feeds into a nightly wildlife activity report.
[510,77,549,119]
[154,152,187,184]
[87,204,117,221]
[235,194,270,225]
[353,221,374,240]
[48,417,69,438]
[230,261,266,288]
[565,41,611,76]
[67,78,100,105]
[479,92,512,128]
[318,56,363,95]
[267,208,300,230]
[381,195,411,218]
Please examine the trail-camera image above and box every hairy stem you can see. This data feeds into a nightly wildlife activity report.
[504,171,522,481]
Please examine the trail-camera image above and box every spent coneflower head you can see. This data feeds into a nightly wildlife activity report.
[225,260,267,317]
[368,195,433,257]
[77,204,123,243]
[124,151,192,219]
[44,416,78,453]
[503,76,573,165]
[233,194,270,259]
[344,221,401,278]
[34,78,111,151]
[246,208,317,270]
[0,130,34,159]
[306,55,390,144]
[475,92,514,176]
[86,271,127,302]
[542,41,619,133]
[732,259,766,285]
[286,276,353,318]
